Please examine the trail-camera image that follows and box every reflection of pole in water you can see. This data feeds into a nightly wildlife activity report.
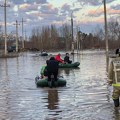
[1,59,11,120]
[72,54,74,63]
[106,55,109,72]
[16,57,19,75]
[76,53,81,64]
[106,82,111,102]
[47,89,59,110]
[64,68,70,75]
[3,59,8,79]
[113,109,120,120]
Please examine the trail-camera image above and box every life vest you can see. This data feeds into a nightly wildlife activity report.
[40,66,46,75]
[55,55,64,63]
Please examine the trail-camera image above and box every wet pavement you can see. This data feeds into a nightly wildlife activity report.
[0,50,119,120]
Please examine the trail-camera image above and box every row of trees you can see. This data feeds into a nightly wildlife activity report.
[27,24,99,51]
[28,20,120,51]
[26,24,72,51]
[79,20,120,50]
[0,20,120,51]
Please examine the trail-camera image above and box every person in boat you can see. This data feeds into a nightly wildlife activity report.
[55,53,64,63]
[64,53,72,64]
[115,48,120,56]
[46,57,59,85]
[40,65,48,78]
[108,54,120,108]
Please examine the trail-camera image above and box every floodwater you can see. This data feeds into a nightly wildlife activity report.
[0,50,118,120]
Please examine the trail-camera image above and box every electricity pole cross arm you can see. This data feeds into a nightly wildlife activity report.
[71,11,74,54]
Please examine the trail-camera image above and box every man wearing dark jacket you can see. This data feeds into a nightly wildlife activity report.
[64,53,72,64]
[46,57,59,84]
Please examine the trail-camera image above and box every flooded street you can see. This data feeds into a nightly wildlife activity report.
[0,50,118,120]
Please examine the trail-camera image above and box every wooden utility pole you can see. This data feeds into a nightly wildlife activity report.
[25,30,26,40]
[0,0,10,55]
[24,30,27,42]
[103,0,108,56]
[71,12,74,54]
[14,20,20,52]
[76,26,80,54]
[103,0,109,71]
[76,26,79,54]
[20,18,26,49]
[77,29,81,53]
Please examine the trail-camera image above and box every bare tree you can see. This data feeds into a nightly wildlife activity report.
[107,20,120,49]
[60,24,71,50]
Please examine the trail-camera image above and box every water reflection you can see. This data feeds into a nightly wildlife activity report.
[112,108,120,120]
[63,68,71,75]
[47,89,59,110]
[59,67,80,77]
[71,54,74,63]
[0,59,10,120]
[106,55,109,72]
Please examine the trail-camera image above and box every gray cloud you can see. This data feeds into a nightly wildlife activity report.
[9,0,25,5]
[111,4,120,10]
[60,3,81,18]
[40,4,58,14]
[106,0,115,4]
[73,8,81,12]
[19,4,39,12]
[77,0,102,6]
[0,0,118,37]
[7,0,47,5]
[77,0,115,6]
[61,4,71,12]
[26,0,47,4]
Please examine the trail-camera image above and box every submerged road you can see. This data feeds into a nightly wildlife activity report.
[0,50,118,120]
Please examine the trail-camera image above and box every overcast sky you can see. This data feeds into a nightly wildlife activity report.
[0,0,120,37]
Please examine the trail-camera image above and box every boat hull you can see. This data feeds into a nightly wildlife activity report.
[35,77,66,87]
[40,53,48,56]
[59,62,80,68]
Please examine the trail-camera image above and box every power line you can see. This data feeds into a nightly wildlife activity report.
[89,1,104,29]
[91,2,103,17]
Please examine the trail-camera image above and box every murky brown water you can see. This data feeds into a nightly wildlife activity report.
[0,50,119,120]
